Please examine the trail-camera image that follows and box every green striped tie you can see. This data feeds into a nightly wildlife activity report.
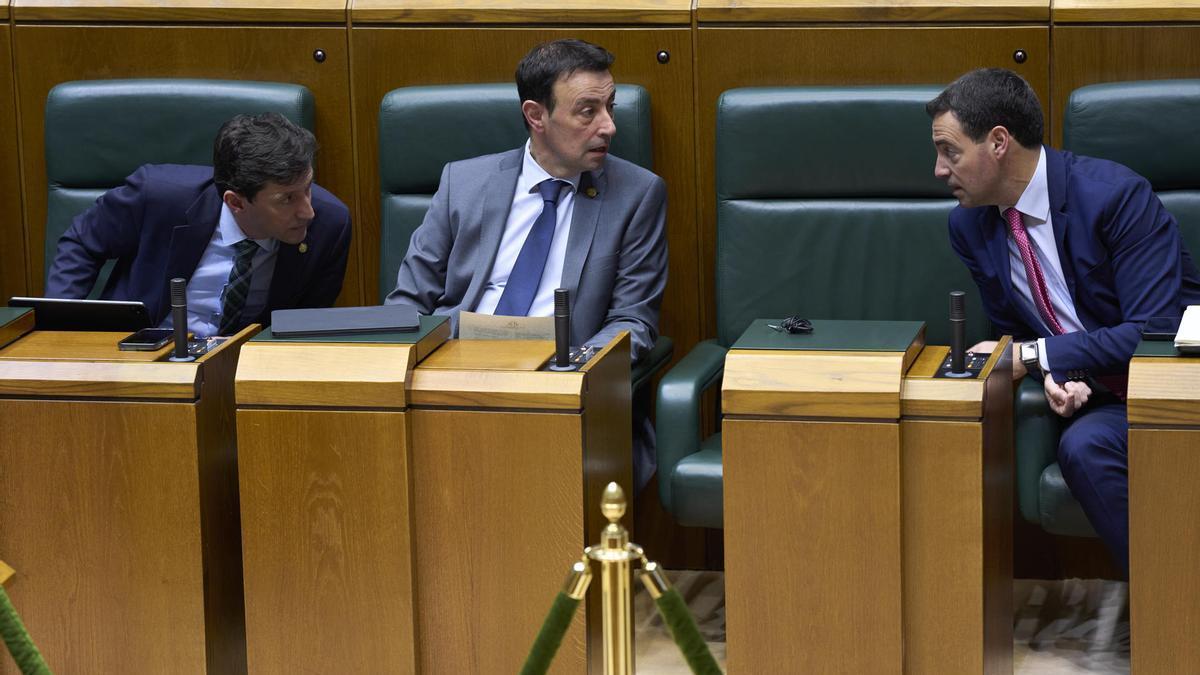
[218,239,259,335]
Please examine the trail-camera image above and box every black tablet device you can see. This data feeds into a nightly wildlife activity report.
[8,297,151,332]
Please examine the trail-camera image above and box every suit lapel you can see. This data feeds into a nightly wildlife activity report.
[463,149,523,311]
[264,243,302,322]
[165,186,222,310]
[560,170,604,315]
[1045,147,1077,301]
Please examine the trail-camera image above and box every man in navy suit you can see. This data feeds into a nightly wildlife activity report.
[928,68,1200,573]
[47,112,351,336]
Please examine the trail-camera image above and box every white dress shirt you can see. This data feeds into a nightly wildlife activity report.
[1000,146,1083,370]
[474,141,582,317]
[159,202,278,336]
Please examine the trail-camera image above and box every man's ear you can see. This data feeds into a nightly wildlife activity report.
[522,100,546,133]
[223,190,247,213]
[989,126,1012,159]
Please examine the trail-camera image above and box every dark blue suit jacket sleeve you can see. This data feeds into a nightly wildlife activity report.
[46,166,151,298]
[1042,174,1189,380]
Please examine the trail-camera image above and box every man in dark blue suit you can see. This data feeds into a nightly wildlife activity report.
[47,112,351,336]
[927,68,1200,573]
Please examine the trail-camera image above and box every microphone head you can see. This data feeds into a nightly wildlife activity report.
[171,278,187,306]
[554,288,569,315]
[949,290,966,320]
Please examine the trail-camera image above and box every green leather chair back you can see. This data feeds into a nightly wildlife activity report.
[715,87,987,348]
[1063,79,1200,258]
[377,83,653,302]
[44,79,315,295]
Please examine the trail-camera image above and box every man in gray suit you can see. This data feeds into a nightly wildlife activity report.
[386,39,668,365]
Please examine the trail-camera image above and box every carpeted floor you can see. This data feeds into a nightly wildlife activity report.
[635,572,1130,674]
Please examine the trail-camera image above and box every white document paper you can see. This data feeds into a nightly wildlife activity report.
[458,311,555,341]
[1174,305,1200,349]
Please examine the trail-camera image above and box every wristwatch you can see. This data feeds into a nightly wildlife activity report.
[1019,341,1043,378]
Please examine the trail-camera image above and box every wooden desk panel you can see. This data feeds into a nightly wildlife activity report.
[0,24,26,302]
[1129,427,1200,675]
[13,0,346,22]
[349,28,700,362]
[0,332,248,675]
[238,409,417,675]
[13,24,362,306]
[409,409,587,674]
[1053,0,1200,23]
[695,26,1049,338]
[352,0,689,24]
[723,418,903,674]
[1051,25,1200,147]
[696,0,1047,23]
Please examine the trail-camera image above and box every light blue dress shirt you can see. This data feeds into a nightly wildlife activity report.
[1000,146,1084,370]
[159,203,278,336]
[475,140,589,317]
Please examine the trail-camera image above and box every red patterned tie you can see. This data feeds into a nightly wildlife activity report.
[1005,207,1126,399]
[1005,207,1065,335]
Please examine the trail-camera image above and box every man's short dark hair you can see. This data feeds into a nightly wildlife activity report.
[212,112,316,201]
[515,39,615,128]
[926,68,1044,150]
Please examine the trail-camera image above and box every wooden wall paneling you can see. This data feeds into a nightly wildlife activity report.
[11,0,346,22]
[13,22,363,306]
[0,20,27,302]
[1050,25,1200,146]
[348,27,700,360]
[695,0,1047,23]
[694,25,1049,337]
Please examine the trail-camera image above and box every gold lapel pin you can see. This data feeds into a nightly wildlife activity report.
[299,243,309,254]
[585,186,598,199]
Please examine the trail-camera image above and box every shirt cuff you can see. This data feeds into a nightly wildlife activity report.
[1037,337,1050,372]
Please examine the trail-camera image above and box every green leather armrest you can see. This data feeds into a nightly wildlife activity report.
[1014,375,1059,524]
[655,339,728,513]
[632,336,674,394]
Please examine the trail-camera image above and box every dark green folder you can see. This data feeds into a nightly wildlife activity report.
[251,314,448,344]
[1134,339,1189,358]
[731,319,925,352]
[0,308,32,327]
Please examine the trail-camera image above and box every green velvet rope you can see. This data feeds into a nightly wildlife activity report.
[0,586,51,675]
[654,587,722,675]
[518,592,582,675]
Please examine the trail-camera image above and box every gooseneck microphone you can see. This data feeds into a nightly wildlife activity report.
[550,288,573,371]
[169,277,194,362]
[949,290,967,375]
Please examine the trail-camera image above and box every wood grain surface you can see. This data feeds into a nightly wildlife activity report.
[14,24,362,307]
[409,340,586,410]
[1129,427,1200,675]
[409,408,588,674]
[901,337,1010,419]
[695,26,1049,340]
[351,0,690,24]
[696,0,1047,23]
[722,349,907,419]
[349,27,700,365]
[0,23,25,302]
[1127,356,1200,426]
[235,342,417,409]
[0,330,172,362]
[1053,0,1200,23]
[416,338,553,371]
[12,0,346,22]
[237,408,417,674]
[0,341,246,675]
[723,418,902,674]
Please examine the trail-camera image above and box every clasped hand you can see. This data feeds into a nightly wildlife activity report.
[969,340,1091,418]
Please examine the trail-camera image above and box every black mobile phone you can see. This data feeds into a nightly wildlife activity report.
[117,327,175,351]
[1142,316,1181,341]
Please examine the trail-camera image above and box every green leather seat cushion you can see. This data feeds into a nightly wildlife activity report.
[670,435,723,529]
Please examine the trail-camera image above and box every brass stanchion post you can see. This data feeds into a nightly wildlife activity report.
[587,483,635,675]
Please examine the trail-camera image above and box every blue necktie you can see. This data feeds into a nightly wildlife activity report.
[218,239,259,335]
[495,179,567,316]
